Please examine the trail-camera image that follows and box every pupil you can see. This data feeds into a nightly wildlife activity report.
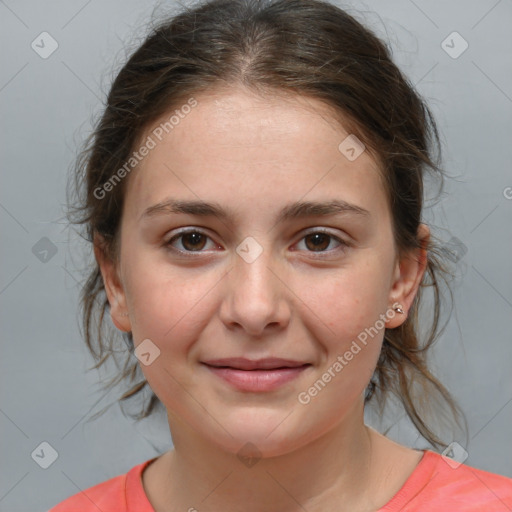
[308,233,329,251]
[184,232,205,250]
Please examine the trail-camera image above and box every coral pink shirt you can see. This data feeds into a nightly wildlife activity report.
[48,450,512,511]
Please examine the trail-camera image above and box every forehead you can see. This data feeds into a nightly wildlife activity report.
[123,86,388,224]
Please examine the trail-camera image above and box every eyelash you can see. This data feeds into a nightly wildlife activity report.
[163,228,351,258]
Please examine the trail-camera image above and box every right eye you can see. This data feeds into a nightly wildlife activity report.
[164,229,220,256]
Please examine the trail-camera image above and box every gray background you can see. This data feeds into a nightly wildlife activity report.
[1,0,511,510]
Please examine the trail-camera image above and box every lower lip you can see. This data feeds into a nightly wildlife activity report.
[203,364,310,392]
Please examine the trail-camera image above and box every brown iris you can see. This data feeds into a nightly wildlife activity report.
[181,232,208,251]
[304,232,331,252]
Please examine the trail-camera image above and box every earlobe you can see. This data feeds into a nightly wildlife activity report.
[386,223,430,329]
[93,234,131,332]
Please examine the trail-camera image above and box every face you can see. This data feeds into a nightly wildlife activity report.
[96,85,428,457]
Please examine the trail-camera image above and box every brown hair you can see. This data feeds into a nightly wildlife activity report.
[67,0,468,450]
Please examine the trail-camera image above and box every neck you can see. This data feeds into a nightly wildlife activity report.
[154,400,386,512]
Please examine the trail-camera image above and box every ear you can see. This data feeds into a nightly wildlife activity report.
[385,223,430,328]
[93,232,131,332]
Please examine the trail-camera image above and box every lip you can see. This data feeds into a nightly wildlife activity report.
[202,357,310,370]
[201,358,312,392]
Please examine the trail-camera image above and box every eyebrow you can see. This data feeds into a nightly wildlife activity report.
[140,197,371,224]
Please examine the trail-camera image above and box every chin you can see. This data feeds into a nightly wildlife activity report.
[204,409,315,460]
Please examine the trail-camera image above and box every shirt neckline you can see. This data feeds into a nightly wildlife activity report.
[126,449,440,512]
[126,455,160,511]
[377,449,440,510]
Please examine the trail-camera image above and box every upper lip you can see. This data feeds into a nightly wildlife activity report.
[202,357,311,370]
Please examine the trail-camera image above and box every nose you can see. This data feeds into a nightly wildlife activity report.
[219,240,291,337]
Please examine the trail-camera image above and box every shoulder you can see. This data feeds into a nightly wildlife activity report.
[47,472,127,512]
[426,450,512,505]
[385,450,512,511]
[47,457,157,512]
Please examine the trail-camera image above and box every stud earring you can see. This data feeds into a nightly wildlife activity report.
[394,305,404,314]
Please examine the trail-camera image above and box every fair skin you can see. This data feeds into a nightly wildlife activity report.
[95,85,430,512]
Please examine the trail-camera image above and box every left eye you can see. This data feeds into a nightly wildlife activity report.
[295,231,348,254]
[164,229,349,256]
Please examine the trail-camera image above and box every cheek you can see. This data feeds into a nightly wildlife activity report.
[123,251,219,351]
[130,277,201,339]
[303,256,391,382]
[123,259,218,402]
[315,257,391,331]
[301,276,386,412]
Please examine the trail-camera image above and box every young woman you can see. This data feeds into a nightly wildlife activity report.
[50,0,512,510]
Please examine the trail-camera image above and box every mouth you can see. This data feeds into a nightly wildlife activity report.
[201,358,312,392]
[201,357,312,371]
